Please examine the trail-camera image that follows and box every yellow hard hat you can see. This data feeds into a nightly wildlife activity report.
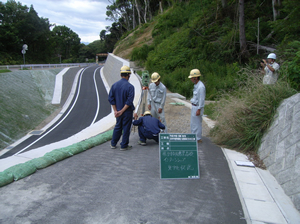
[188,69,201,78]
[120,65,131,74]
[151,72,160,82]
[143,111,152,116]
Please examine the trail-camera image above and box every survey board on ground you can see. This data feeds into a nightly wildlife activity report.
[159,133,199,179]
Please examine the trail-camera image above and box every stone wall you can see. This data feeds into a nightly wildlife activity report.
[258,93,300,212]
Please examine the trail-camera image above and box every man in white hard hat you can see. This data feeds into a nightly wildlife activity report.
[108,65,135,151]
[188,69,206,143]
[133,111,165,146]
[147,72,168,132]
[261,53,280,84]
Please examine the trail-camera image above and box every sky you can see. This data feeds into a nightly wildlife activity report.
[10,0,113,44]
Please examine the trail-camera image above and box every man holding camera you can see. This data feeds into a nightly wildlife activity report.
[261,53,280,84]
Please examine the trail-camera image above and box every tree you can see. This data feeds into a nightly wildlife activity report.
[238,0,249,60]
[106,0,132,31]
[134,0,142,26]
[51,25,81,61]
[0,0,53,64]
[272,0,281,21]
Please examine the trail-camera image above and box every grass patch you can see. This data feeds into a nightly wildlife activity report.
[204,103,217,120]
[0,69,11,73]
[210,68,297,152]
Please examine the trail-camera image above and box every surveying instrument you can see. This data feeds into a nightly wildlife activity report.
[141,70,151,115]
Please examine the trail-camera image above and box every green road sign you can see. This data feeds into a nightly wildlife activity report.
[159,133,200,179]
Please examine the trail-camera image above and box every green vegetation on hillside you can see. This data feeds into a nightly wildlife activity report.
[128,1,299,100]
[114,0,299,152]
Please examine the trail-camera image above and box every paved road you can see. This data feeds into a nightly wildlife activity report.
[0,134,246,224]
[0,65,110,159]
[0,65,246,223]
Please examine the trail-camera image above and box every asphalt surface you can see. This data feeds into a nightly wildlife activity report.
[0,66,247,223]
[0,134,246,224]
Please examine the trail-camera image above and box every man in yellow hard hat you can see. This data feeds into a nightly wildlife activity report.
[133,111,165,146]
[108,65,135,151]
[147,72,167,132]
[188,69,206,143]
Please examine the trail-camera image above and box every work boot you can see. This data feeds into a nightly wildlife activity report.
[138,140,147,146]
[120,145,132,151]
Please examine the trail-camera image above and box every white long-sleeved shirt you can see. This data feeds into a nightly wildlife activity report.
[147,82,167,109]
[190,80,206,111]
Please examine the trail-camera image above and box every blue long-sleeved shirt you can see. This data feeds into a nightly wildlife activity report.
[133,115,165,134]
[108,78,135,112]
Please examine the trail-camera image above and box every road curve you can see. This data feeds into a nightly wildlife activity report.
[0,65,111,158]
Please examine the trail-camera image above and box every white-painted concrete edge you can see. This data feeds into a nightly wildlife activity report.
[51,67,71,105]
[256,168,300,223]
[222,147,300,224]
[221,148,251,224]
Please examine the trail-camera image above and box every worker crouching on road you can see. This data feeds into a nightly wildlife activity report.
[147,72,168,133]
[188,69,206,143]
[133,111,165,146]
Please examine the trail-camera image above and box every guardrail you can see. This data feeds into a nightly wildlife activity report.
[0,63,102,70]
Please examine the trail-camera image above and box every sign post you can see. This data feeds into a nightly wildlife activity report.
[21,44,28,65]
[159,133,200,179]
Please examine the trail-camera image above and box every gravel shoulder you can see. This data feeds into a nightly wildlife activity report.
[133,90,210,137]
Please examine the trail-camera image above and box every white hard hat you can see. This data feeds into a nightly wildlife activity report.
[267,53,276,60]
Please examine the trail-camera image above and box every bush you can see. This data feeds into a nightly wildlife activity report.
[278,41,300,90]
[131,44,154,62]
[210,68,297,152]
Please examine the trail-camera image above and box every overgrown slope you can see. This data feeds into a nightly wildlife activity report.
[112,1,300,100]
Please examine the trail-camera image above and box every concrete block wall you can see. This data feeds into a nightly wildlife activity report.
[258,93,300,212]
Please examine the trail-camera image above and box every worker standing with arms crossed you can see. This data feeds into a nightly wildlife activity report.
[147,72,168,133]
[188,69,206,143]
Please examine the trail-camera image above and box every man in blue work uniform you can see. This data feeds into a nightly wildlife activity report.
[108,65,135,151]
[133,111,165,146]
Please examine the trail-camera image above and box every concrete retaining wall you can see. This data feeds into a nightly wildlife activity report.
[102,53,141,107]
[102,53,130,87]
[258,93,300,212]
